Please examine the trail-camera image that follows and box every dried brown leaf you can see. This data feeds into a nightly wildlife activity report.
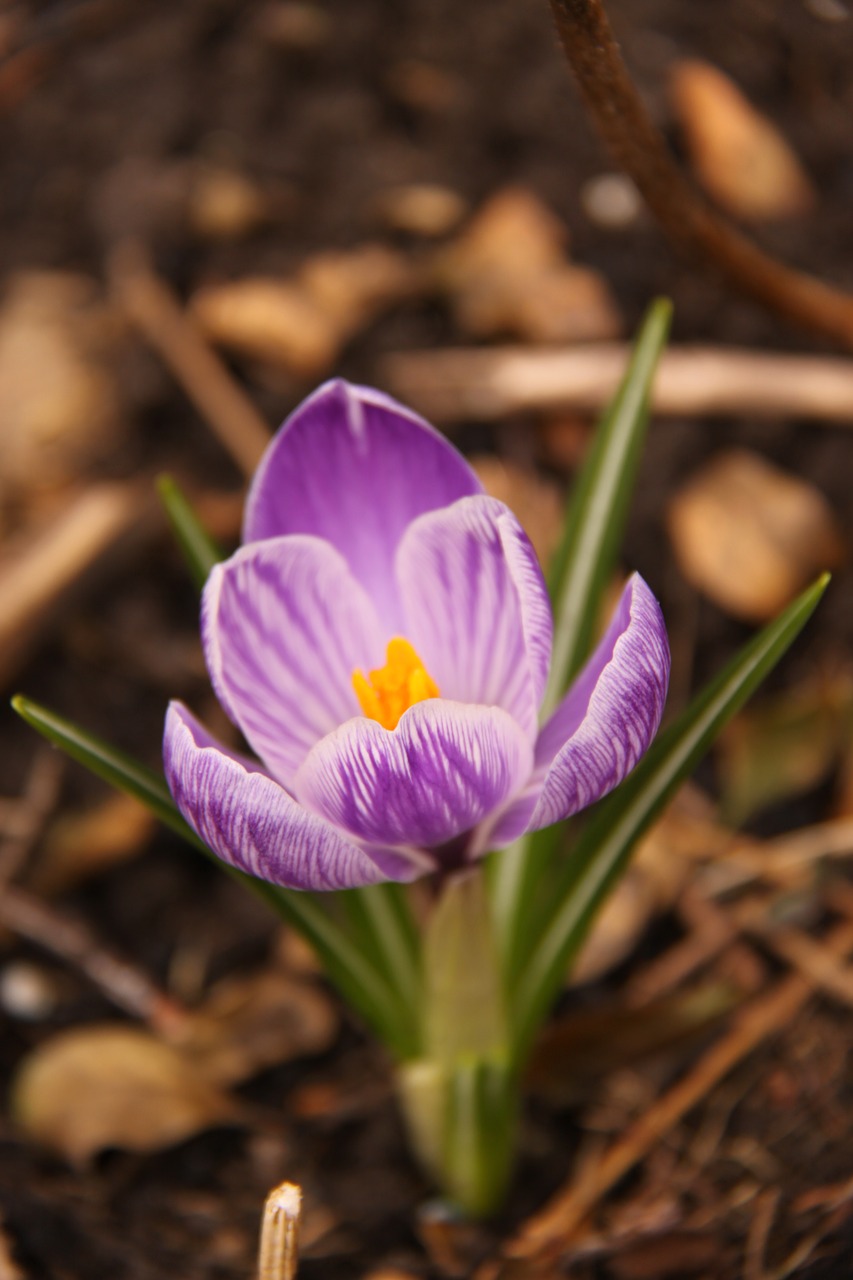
[671,60,815,222]
[374,184,468,238]
[190,278,336,377]
[188,163,270,241]
[0,272,125,498]
[31,793,155,895]
[177,969,338,1085]
[666,449,845,622]
[12,1025,235,1164]
[716,672,853,825]
[434,187,621,342]
[191,244,413,378]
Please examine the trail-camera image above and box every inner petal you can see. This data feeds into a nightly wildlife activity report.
[353,637,440,730]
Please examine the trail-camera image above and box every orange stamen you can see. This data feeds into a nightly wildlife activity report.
[353,638,440,730]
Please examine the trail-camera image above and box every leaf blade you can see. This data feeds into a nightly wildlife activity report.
[511,573,830,1059]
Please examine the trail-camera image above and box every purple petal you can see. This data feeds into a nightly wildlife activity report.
[202,536,384,788]
[295,699,533,851]
[164,703,399,890]
[243,380,483,633]
[526,573,670,831]
[396,497,552,740]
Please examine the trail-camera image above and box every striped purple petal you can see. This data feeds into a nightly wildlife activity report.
[295,699,533,852]
[164,703,399,890]
[202,536,384,788]
[526,573,670,831]
[242,380,483,633]
[396,496,552,741]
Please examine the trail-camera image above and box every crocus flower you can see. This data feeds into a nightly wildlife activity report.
[164,380,670,890]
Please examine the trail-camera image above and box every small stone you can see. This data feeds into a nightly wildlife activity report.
[0,962,59,1021]
[581,172,643,229]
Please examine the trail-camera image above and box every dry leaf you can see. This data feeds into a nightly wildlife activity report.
[373,183,468,238]
[527,984,737,1106]
[434,187,621,342]
[716,672,853,826]
[0,483,152,687]
[191,278,336,377]
[31,793,155,895]
[671,60,815,221]
[177,969,338,1086]
[192,244,413,378]
[298,244,413,332]
[0,273,124,498]
[666,449,845,622]
[436,186,569,285]
[0,1214,25,1280]
[256,2,332,51]
[188,163,269,240]
[12,1025,235,1164]
[471,455,564,567]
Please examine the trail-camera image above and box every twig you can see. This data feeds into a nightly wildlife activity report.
[499,915,853,1267]
[0,483,153,688]
[257,1183,302,1280]
[743,1187,781,1280]
[382,343,853,425]
[108,239,271,477]
[547,0,853,350]
[0,884,187,1037]
[0,751,63,887]
[751,919,853,1010]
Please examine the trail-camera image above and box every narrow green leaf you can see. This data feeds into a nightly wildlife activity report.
[11,695,203,847]
[157,474,224,588]
[511,573,830,1060]
[10,695,420,1059]
[339,881,423,1039]
[490,300,671,983]
[543,297,672,714]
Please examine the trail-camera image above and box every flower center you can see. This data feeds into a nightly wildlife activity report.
[352,638,440,730]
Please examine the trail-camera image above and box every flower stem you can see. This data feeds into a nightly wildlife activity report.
[396,867,517,1216]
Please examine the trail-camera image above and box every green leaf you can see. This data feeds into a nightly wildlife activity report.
[11,696,204,848]
[490,300,671,983]
[544,297,672,712]
[339,881,423,1034]
[510,573,830,1060]
[9,695,420,1059]
[157,474,224,588]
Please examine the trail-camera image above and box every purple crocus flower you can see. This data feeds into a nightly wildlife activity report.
[164,380,670,891]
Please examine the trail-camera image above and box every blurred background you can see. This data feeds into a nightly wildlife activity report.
[2,1,853,1277]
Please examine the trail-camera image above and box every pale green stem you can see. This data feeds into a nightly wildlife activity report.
[396,867,517,1216]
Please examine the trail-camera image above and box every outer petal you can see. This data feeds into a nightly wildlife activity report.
[164,703,398,890]
[243,380,483,632]
[202,536,384,788]
[526,573,670,831]
[295,699,533,852]
[396,496,552,740]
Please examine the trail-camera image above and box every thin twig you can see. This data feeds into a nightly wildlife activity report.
[257,1183,302,1280]
[548,0,853,349]
[751,919,853,1010]
[499,916,853,1267]
[0,751,63,887]
[743,1187,781,1280]
[0,884,187,1037]
[108,239,271,477]
[0,483,153,688]
[382,343,853,425]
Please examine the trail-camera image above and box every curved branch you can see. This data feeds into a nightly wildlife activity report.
[549,0,853,349]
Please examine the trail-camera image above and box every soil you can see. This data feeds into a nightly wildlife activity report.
[2,1,853,1277]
